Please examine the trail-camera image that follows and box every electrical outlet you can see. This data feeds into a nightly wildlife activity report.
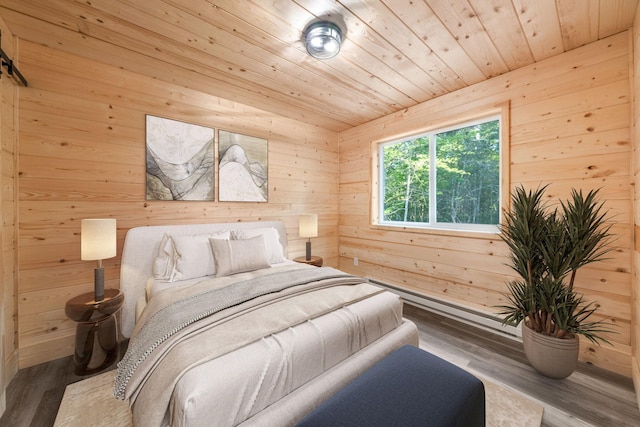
[353,257,359,266]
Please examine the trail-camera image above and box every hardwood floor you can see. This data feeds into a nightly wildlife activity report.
[0,355,113,427]
[403,304,640,427]
[1,304,639,426]
[0,344,124,427]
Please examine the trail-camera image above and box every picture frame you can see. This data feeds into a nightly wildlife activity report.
[218,130,268,202]
[145,115,215,201]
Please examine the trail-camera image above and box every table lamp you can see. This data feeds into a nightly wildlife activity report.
[81,218,116,302]
[299,214,318,261]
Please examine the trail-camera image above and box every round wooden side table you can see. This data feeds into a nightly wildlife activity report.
[293,255,323,267]
[65,289,124,375]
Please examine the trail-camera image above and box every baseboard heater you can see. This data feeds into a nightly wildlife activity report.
[365,277,522,340]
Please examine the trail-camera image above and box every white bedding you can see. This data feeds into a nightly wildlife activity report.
[144,260,298,301]
[169,290,404,426]
[120,221,289,338]
[118,221,419,427]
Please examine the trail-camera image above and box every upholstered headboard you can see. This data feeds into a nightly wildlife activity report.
[119,221,288,338]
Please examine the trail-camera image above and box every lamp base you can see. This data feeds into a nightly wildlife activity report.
[305,240,312,261]
[94,267,104,302]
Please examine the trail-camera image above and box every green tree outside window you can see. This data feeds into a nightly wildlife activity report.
[380,118,500,229]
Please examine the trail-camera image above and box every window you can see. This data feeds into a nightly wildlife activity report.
[377,115,502,232]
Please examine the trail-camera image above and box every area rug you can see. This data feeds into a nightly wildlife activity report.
[480,374,544,426]
[54,369,543,426]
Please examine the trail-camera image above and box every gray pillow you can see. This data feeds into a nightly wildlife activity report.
[210,235,271,277]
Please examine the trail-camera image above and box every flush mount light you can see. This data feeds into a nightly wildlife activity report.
[304,21,342,59]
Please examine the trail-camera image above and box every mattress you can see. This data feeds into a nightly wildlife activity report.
[167,290,405,427]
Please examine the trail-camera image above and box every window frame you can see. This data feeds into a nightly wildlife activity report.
[371,103,510,235]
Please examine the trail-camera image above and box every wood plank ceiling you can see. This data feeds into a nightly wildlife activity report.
[0,0,638,131]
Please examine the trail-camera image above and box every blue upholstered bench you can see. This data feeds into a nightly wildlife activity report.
[296,345,485,427]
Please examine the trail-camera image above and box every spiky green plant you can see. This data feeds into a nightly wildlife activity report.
[496,185,615,345]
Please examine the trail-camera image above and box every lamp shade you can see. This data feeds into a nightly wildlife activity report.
[81,219,117,261]
[299,214,318,238]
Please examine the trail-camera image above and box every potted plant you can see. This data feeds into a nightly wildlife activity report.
[497,185,615,379]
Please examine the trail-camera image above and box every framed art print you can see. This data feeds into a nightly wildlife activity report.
[218,130,268,202]
[145,115,215,201]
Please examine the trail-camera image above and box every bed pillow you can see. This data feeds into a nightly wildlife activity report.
[171,231,231,281]
[152,234,179,281]
[233,227,286,264]
[210,235,271,277]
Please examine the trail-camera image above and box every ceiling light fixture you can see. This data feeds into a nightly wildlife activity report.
[304,21,342,59]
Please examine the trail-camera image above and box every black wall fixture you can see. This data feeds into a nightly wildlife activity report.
[0,31,28,87]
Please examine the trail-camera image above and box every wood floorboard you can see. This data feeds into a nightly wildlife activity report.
[0,304,638,426]
[32,388,65,427]
[0,354,119,427]
[402,303,640,427]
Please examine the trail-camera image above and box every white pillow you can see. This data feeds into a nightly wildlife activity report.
[210,235,271,277]
[171,231,231,281]
[233,227,286,264]
[152,234,179,281]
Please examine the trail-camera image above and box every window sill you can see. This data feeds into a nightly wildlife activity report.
[370,223,499,240]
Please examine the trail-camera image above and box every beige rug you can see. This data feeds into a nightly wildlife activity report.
[480,374,544,426]
[54,370,543,426]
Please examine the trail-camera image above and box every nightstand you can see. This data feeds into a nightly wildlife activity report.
[293,255,323,267]
[65,289,124,375]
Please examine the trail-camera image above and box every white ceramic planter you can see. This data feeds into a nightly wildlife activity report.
[522,323,579,379]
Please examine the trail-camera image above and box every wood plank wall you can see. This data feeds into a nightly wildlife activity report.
[339,31,633,376]
[14,40,339,368]
[0,14,18,415]
[3,13,638,380]
[632,2,640,408]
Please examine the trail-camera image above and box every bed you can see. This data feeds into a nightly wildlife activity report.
[114,221,419,426]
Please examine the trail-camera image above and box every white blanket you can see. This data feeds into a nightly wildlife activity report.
[116,265,386,426]
[169,291,406,426]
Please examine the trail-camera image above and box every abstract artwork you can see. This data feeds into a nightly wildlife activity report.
[145,115,215,201]
[218,130,268,202]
